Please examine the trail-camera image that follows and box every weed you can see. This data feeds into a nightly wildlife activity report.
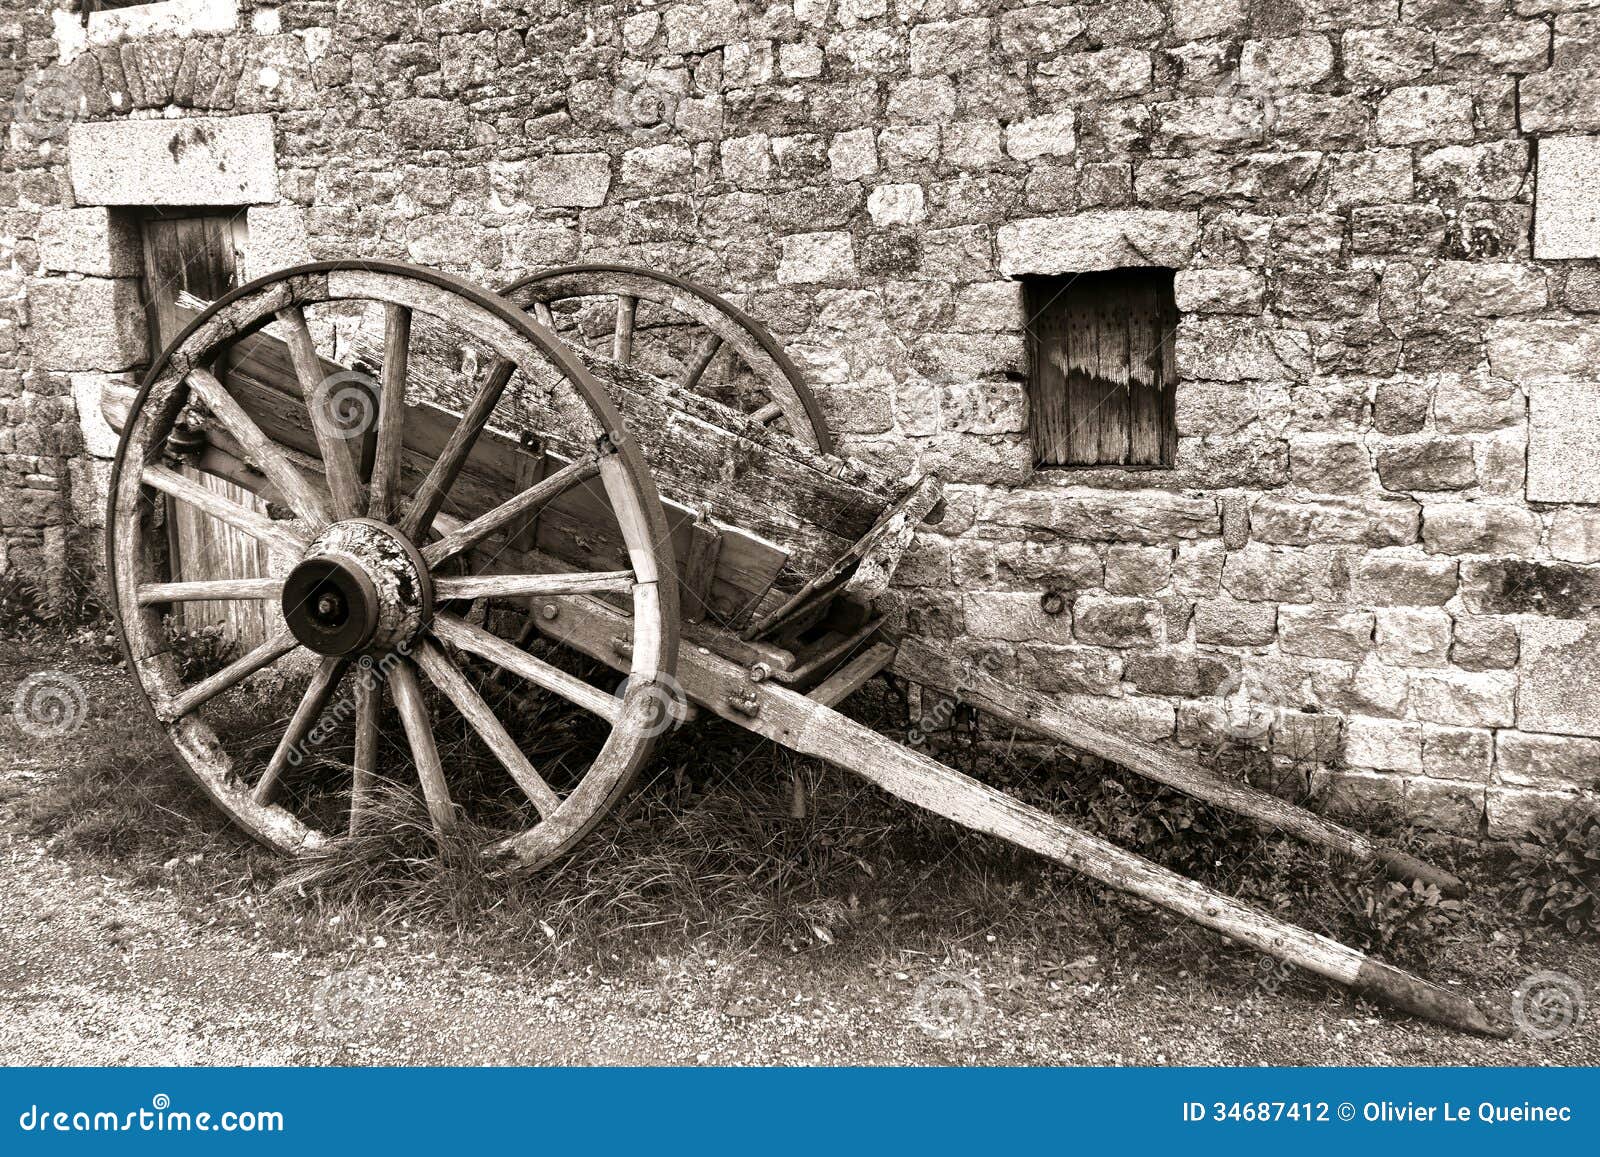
[1503,801,1600,939]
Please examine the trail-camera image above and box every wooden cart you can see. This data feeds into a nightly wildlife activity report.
[103,260,1502,1036]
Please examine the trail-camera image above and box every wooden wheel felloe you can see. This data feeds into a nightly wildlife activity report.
[107,260,681,868]
[499,263,835,453]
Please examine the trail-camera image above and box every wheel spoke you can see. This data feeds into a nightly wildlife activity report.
[750,400,782,424]
[398,356,517,541]
[157,630,299,722]
[138,577,283,605]
[388,659,457,834]
[431,613,621,721]
[276,305,365,520]
[142,464,306,557]
[185,368,331,529]
[420,453,600,568]
[368,303,412,520]
[613,294,637,364]
[413,638,562,819]
[680,333,722,390]
[434,571,633,602]
[253,656,349,804]
[350,667,381,835]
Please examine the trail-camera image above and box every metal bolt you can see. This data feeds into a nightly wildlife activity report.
[749,662,771,683]
[540,603,559,621]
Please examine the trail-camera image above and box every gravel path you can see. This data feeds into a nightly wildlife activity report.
[2,642,1597,1066]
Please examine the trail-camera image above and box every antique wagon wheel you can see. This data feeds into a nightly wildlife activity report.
[499,263,835,453]
[107,260,680,869]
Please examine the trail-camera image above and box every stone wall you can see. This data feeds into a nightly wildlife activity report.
[5,0,1600,834]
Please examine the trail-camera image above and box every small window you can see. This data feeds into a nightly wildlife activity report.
[1025,269,1178,469]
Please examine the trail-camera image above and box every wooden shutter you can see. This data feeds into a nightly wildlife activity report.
[139,212,274,646]
[1026,269,1177,469]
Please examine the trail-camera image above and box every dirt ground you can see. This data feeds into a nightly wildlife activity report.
[2,634,1596,1066]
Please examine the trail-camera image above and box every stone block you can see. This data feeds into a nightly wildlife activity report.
[1375,438,1477,491]
[1487,788,1596,839]
[1073,595,1163,646]
[1550,507,1600,561]
[1345,717,1424,773]
[1173,268,1264,314]
[1460,559,1600,616]
[68,115,278,205]
[996,210,1199,275]
[1123,647,1239,697]
[1104,544,1172,595]
[524,153,612,208]
[70,372,132,460]
[29,278,148,372]
[1535,135,1600,258]
[778,231,856,284]
[1374,607,1452,668]
[1175,318,1312,382]
[1496,730,1600,790]
[1375,86,1475,145]
[1528,381,1600,502]
[1193,597,1278,645]
[1408,668,1517,728]
[963,591,1075,644]
[1249,495,1419,547]
[243,204,311,277]
[1279,606,1376,661]
[1521,66,1600,134]
[909,17,993,76]
[1518,618,1600,736]
[1404,778,1485,833]
[37,208,141,277]
[1349,555,1458,606]
[1450,615,1519,670]
[1004,112,1076,161]
[1487,319,1600,381]
[1222,546,1332,604]
[1420,502,1542,554]
[976,489,1218,544]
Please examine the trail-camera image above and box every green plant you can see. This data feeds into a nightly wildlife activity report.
[1505,801,1600,939]
[1336,879,1463,969]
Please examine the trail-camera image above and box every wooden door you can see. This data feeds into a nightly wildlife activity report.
[139,212,277,647]
[1027,269,1177,469]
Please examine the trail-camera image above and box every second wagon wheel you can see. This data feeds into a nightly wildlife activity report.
[107,260,681,869]
[499,263,835,453]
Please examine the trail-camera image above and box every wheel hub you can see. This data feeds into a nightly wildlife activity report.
[282,519,432,657]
